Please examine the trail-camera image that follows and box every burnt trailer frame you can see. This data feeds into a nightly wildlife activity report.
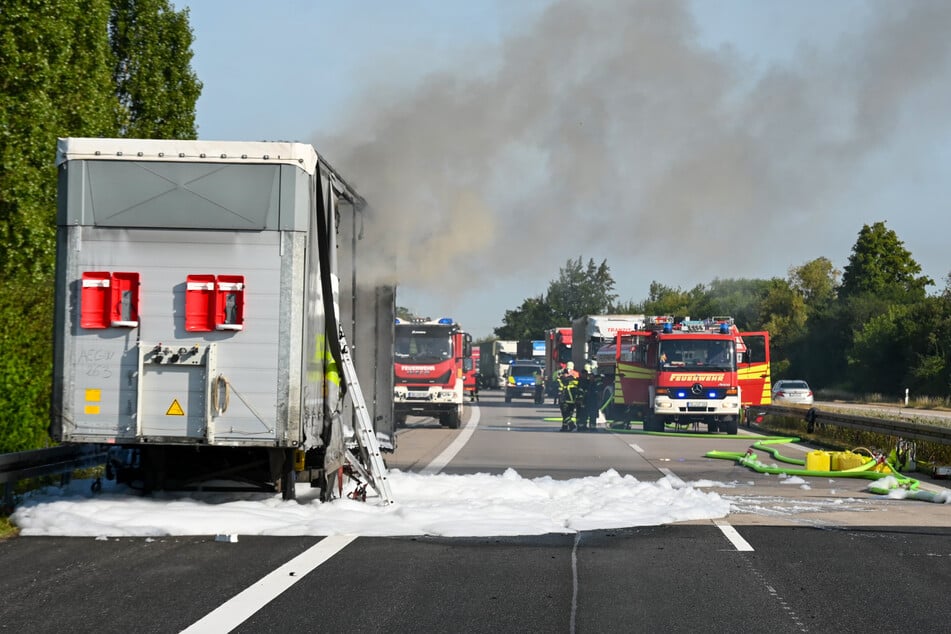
[50,138,394,499]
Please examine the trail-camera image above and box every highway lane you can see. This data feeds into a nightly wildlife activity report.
[2,390,950,633]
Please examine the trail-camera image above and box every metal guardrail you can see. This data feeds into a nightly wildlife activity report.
[1,444,108,511]
[763,405,951,446]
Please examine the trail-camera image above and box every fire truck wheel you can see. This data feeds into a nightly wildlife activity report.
[644,412,663,433]
[722,417,739,435]
[447,406,462,429]
[395,414,407,428]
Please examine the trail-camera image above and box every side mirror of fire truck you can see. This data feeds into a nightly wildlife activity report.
[463,333,472,358]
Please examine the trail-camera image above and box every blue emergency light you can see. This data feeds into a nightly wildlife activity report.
[438,317,454,324]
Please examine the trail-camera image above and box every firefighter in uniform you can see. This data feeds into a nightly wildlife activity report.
[558,363,579,431]
[574,368,592,431]
[578,365,601,431]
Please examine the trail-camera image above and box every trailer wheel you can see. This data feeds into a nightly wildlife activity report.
[280,449,297,500]
[281,470,297,500]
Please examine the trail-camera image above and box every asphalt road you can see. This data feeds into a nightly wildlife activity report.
[2,390,950,633]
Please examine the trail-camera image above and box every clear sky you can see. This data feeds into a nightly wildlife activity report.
[181,0,951,339]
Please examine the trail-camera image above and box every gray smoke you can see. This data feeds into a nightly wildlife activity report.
[316,0,951,302]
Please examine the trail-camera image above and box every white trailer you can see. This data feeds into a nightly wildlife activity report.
[477,339,517,388]
[50,138,394,500]
[571,314,646,370]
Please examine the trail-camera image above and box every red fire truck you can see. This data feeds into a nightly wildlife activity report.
[464,345,480,401]
[600,316,771,434]
[393,317,472,428]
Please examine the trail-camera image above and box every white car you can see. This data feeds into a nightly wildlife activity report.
[772,380,814,405]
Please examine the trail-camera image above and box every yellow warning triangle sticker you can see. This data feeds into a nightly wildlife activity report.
[166,399,185,416]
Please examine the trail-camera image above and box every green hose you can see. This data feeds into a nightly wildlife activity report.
[546,414,940,501]
[706,438,923,495]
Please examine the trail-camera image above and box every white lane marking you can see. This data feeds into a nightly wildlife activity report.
[419,404,481,475]
[185,405,482,632]
[658,467,686,487]
[181,534,357,633]
[629,443,644,453]
[713,519,754,551]
[569,533,581,634]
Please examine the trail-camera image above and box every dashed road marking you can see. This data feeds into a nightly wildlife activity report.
[713,519,754,551]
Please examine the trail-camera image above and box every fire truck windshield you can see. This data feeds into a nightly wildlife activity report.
[395,331,453,362]
[658,339,735,371]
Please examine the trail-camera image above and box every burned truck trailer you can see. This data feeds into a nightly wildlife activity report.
[50,138,394,499]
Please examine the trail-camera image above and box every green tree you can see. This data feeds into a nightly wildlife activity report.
[0,0,201,452]
[0,0,116,276]
[848,304,918,395]
[904,282,951,397]
[546,257,617,324]
[789,257,839,310]
[839,221,932,303]
[0,0,117,453]
[780,259,841,383]
[0,282,56,452]
[640,282,697,318]
[495,295,554,340]
[830,222,932,392]
[697,278,771,330]
[110,0,202,138]
[757,278,806,378]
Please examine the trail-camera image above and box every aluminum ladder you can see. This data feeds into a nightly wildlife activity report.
[337,328,395,505]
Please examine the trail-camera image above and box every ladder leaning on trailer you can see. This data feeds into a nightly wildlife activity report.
[314,162,394,506]
[337,327,394,505]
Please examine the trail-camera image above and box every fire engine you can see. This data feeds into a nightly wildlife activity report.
[464,344,480,401]
[600,316,771,434]
[393,317,472,428]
